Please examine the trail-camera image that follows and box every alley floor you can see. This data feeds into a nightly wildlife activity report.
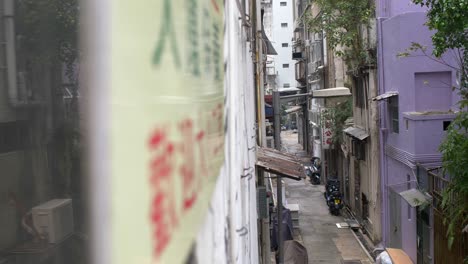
[280,131,372,264]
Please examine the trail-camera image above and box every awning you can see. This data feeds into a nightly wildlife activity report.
[372,91,398,101]
[285,106,302,114]
[256,147,305,181]
[343,126,369,141]
[399,188,431,207]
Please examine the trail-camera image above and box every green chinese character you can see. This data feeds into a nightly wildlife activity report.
[203,7,211,75]
[153,0,181,68]
[187,0,200,76]
[212,22,221,81]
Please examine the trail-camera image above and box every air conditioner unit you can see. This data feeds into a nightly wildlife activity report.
[32,199,74,243]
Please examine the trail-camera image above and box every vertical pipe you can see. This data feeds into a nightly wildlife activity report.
[273,90,281,150]
[277,176,283,264]
[256,0,267,147]
[254,1,270,263]
[377,17,388,246]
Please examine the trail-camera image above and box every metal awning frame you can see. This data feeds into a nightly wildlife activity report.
[372,91,398,101]
[343,126,369,141]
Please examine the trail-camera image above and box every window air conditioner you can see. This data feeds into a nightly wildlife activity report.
[32,199,74,243]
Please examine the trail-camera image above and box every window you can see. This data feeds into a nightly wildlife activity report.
[282,43,288,47]
[0,122,29,153]
[354,76,367,108]
[389,96,399,133]
[443,121,451,131]
[280,1,287,6]
[282,64,289,68]
[352,140,365,161]
[283,83,290,88]
[281,23,288,28]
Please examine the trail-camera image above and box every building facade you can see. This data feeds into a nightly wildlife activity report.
[272,0,296,91]
[377,1,460,262]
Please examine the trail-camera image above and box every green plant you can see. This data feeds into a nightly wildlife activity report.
[16,0,79,80]
[304,0,374,72]
[320,98,352,145]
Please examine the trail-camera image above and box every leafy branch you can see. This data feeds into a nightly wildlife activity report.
[303,0,374,73]
[320,98,352,146]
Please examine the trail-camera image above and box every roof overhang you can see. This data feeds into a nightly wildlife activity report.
[372,91,398,101]
[399,188,432,207]
[285,106,302,114]
[311,87,352,98]
[343,126,369,141]
[278,87,300,93]
[256,147,305,181]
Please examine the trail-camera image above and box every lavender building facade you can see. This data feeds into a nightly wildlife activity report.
[376,1,460,263]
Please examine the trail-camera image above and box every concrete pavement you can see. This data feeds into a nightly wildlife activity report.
[281,131,372,264]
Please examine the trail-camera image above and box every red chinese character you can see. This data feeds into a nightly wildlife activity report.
[148,128,178,257]
[325,130,332,137]
[178,119,199,211]
[326,138,332,145]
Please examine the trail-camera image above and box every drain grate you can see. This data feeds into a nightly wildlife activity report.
[342,261,362,264]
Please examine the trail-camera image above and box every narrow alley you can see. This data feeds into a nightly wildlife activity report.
[281,131,373,264]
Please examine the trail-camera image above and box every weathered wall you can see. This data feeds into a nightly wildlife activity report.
[195,1,259,263]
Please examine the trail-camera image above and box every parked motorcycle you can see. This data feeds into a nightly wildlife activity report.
[324,178,343,215]
[324,178,340,200]
[327,191,343,215]
[304,165,321,185]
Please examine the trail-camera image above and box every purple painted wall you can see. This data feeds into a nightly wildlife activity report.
[377,1,459,263]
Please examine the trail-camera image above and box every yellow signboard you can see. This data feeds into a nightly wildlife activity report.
[111,0,224,263]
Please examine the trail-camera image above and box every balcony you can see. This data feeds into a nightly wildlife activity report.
[295,61,306,83]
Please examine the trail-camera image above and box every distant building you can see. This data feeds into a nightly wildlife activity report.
[272,0,296,91]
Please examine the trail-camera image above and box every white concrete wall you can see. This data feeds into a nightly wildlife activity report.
[195,1,259,263]
[272,0,295,89]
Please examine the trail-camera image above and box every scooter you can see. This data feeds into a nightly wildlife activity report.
[304,165,321,185]
[324,178,340,201]
[327,191,343,215]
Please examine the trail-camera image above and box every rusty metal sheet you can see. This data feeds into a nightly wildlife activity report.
[256,147,306,181]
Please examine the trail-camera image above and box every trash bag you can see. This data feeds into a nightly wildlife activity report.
[270,206,294,251]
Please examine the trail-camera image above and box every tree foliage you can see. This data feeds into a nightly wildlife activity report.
[304,0,374,72]
[16,0,79,79]
[412,0,468,255]
[413,0,467,58]
[320,98,353,146]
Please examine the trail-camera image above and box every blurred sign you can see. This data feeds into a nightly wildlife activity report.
[111,0,224,263]
[322,120,332,149]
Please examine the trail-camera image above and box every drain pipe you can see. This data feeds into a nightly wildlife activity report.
[377,17,388,246]
[4,0,40,108]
